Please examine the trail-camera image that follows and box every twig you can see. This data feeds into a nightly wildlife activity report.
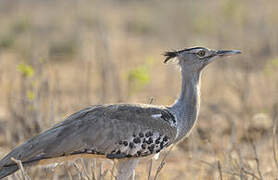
[153,145,174,180]
[91,159,97,180]
[148,97,154,105]
[200,160,240,177]
[217,161,223,180]
[100,169,109,179]
[10,157,31,180]
[272,107,278,170]
[153,161,166,180]
[110,160,116,180]
[235,146,245,180]
[98,162,103,180]
[63,164,73,180]
[79,159,91,180]
[200,159,259,179]
[241,167,260,180]
[147,159,153,180]
[73,162,85,180]
[250,142,263,180]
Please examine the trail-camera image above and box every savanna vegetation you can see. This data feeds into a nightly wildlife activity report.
[0,0,278,179]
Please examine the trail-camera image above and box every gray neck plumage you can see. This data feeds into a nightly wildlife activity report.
[169,68,201,143]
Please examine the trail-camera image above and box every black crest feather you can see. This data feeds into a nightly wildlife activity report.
[163,51,178,63]
[163,47,205,63]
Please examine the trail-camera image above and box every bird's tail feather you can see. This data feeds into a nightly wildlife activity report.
[0,157,42,179]
[0,165,18,179]
[0,153,106,179]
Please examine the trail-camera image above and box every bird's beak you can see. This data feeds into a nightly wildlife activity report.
[216,50,241,57]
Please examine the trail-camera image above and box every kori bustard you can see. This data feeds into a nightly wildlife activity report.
[0,47,241,179]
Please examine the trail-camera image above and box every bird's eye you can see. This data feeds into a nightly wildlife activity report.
[197,50,206,57]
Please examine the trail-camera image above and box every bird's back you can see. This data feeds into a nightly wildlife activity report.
[0,103,177,178]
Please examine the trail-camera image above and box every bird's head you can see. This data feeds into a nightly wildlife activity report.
[164,47,241,73]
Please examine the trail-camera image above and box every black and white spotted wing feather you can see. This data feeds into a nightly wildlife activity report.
[0,104,177,177]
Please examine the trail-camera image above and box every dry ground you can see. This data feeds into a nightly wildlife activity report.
[0,0,278,179]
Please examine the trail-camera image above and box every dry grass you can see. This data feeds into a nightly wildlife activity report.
[0,0,278,179]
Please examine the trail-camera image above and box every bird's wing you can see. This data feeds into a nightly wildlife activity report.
[0,104,177,168]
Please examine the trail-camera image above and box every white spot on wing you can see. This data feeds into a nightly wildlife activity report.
[151,114,162,118]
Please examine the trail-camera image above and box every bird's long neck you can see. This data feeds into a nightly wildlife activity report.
[169,69,201,143]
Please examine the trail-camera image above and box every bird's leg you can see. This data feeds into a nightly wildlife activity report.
[114,159,139,180]
[129,169,135,180]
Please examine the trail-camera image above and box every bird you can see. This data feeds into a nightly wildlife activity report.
[0,46,241,180]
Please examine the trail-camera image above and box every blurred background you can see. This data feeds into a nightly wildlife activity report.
[0,0,277,179]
